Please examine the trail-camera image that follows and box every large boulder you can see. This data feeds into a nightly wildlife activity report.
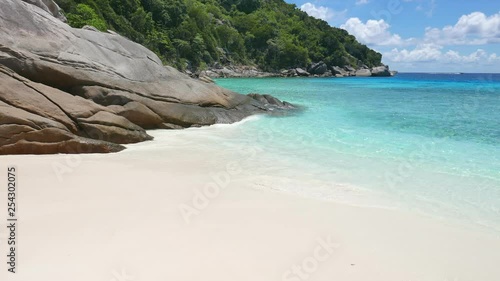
[308,62,328,75]
[344,65,356,72]
[295,68,310,77]
[371,65,392,77]
[0,66,149,153]
[211,65,278,78]
[331,66,348,77]
[282,69,298,77]
[247,94,295,112]
[108,102,165,129]
[0,98,125,154]
[0,0,294,155]
[355,69,372,77]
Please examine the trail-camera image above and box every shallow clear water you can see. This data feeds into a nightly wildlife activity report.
[213,73,500,232]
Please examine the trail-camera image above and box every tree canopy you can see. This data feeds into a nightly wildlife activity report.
[56,0,383,71]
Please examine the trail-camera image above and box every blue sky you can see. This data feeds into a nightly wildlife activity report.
[287,0,500,73]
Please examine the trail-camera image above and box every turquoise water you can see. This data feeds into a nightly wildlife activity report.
[215,73,500,232]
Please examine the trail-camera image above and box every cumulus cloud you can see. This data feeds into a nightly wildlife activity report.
[340,18,410,46]
[489,53,500,62]
[384,44,499,64]
[300,3,346,21]
[385,44,442,62]
[424,12,500,45]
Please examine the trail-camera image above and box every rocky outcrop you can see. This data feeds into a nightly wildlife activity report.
[222,63,395,78]
[281,69,296,77]
[355,69,372,77]
[295,68,310,77]
[0,0,295,155]
[199,65,278,78]
[331,66,348,76]
[352,65,394,77]
[0,66,142,154]
[247,94,295,112]
[308,62,328,75]
[196,61,396,79]
[371,65,392,77]
[344,65,356,72]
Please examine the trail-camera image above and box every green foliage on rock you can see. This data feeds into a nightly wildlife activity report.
[66,3,108,31]
[56,0,383,71]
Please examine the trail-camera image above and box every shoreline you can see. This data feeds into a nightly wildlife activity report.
[2,2,499,280]
[139,128,500,237]
[0,0,298,156]
[193,64,397,80]
[2,128,499,281]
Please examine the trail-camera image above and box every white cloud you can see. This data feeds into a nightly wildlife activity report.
[340,18,411,46]
[424,12,500,45]
[385,44,499,65]
[300,3,346,21]
[489,53,500,63]
[385,44,442,62]
[355,0,369,5]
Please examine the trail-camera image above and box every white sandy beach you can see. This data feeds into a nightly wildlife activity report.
[1,127,500,281]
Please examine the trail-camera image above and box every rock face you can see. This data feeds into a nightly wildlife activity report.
[308,62,328,75]
[355,69,372,77]
[371,65,392,77]
[295,68,310,77]
[247,94,295,111]
[344,65,356,72]
[199,65,277,78]
[197,62,396,79]
[0,0,294,155]
[199,62,395,79]
[24,0,67,22]
[331,66,348,76]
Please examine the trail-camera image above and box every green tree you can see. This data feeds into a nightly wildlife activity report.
[56,0,383,70]
[66,4,107,31]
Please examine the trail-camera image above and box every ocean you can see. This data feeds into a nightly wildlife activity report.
[210,73,500,233]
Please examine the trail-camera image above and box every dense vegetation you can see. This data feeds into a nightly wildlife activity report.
[55,0,383,71]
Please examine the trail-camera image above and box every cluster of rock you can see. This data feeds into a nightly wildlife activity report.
[198,65,278,79]
[276,62,397,78]
[0,0,294,155]
[247,94,295,111]
[196,61,397,79]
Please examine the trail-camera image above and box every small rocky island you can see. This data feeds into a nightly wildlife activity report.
[0,0,294,155]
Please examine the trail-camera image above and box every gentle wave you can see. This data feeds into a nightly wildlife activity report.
[214,75,500,233]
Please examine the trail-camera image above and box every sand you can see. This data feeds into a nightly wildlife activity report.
[1,128,500,281]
